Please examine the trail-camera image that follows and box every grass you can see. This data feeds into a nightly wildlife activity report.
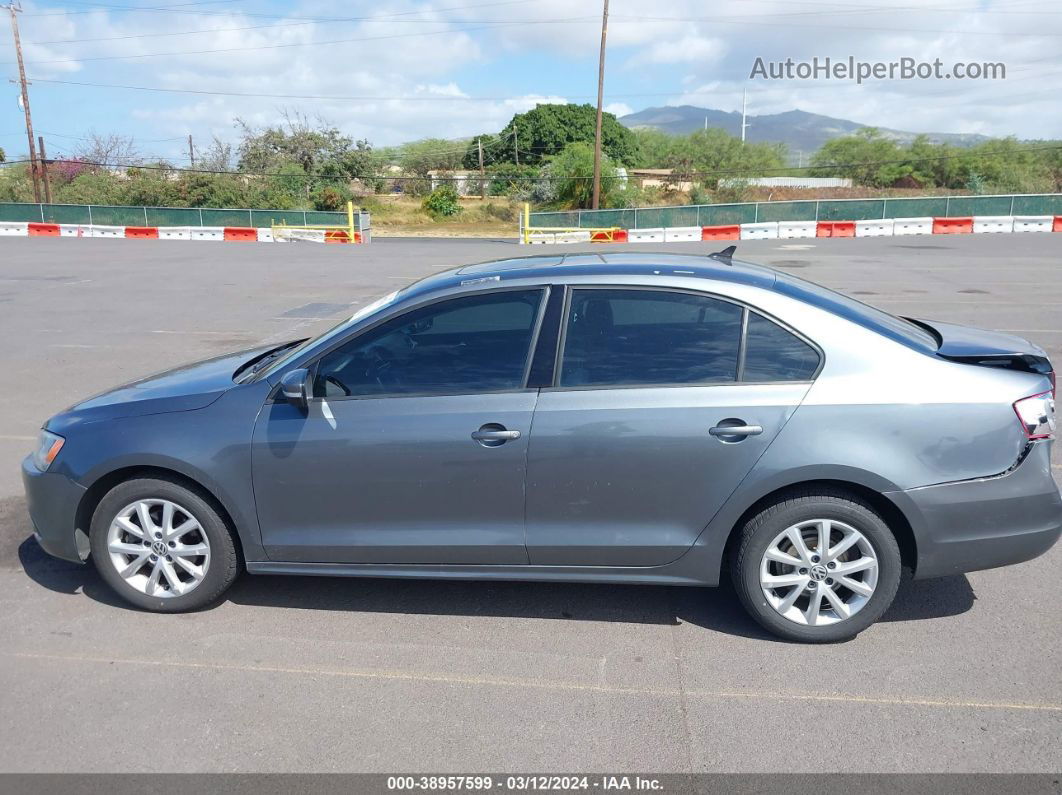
[360,195,520,238]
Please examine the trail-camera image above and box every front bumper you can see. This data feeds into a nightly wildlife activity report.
[21,455,88,563]
[888,442,1062,579]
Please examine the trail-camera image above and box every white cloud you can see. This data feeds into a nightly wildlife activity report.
[3,0,1059,154]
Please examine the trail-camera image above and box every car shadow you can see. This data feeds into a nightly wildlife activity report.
[17,532,977,641]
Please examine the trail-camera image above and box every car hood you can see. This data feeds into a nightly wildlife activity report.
[47,343,280,430]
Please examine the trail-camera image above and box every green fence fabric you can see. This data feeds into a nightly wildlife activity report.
[528,193,1062,230]
[0,202,357,229]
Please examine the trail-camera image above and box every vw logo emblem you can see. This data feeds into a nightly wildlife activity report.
[810,564,828,581]
[152,540,167,556]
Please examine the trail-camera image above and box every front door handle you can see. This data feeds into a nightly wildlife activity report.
[709,423,763,439]
[471,424,521,446]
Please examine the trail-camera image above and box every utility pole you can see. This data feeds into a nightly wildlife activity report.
[513,128,519,166]
[591,0,609,209]
[477,137,485,200]
[740,88,750,143]
[37,135,51,203]
[188,134,195,167]
[7,2,41,202]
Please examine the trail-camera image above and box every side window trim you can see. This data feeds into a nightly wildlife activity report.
[303,285,549,401]
[549,284,823,392]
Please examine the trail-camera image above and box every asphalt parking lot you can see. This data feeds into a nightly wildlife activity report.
[0,233,1060,772]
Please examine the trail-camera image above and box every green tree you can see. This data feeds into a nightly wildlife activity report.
[236,112,373,180]
[810,128,909,187]
[548,141,619,208]
[498,104,638,166]
[461,134,505,170]
[0,146,5,163]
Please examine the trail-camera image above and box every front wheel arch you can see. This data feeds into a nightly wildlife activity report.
[75,465,244,565]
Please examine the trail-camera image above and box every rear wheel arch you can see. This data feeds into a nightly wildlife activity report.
[720,479,917,581]
[75,465,244,564]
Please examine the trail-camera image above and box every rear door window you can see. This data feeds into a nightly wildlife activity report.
[559,289,743,387]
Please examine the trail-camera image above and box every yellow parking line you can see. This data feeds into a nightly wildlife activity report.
[8,651,1060,714]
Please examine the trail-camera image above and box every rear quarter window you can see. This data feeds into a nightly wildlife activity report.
[742,312,820,381]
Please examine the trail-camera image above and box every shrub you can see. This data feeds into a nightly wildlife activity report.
[422,185,462,218]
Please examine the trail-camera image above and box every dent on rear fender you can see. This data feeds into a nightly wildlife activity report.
[773,402,1025,490]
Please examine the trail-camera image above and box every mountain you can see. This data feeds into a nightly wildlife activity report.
[618,105,991,156]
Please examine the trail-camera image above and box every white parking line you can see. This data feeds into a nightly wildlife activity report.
[7,651,1061,714]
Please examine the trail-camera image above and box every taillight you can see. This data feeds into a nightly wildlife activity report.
[1013,391,1055,440]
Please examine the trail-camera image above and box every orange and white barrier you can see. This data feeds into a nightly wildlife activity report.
[1,223,364,244]
[523,212,1062,245]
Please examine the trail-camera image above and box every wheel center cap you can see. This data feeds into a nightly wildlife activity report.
[810,564,828,581]
[151,541,167,556]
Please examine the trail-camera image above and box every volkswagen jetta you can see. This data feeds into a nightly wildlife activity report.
[22,252,1060,641]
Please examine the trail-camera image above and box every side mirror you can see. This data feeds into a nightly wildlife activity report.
[279,368,310,412]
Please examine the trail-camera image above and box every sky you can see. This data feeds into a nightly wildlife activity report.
[0,0,1059,165]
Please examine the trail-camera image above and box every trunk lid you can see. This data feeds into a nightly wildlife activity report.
[912,318,1053,377]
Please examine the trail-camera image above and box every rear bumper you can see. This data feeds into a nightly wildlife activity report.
[888,442,1062,579]
[21,455,88,563]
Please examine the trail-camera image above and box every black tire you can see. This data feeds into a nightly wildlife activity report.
[730,489,901,643]
[89,476,240,612]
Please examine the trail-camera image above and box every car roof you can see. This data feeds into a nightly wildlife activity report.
[400,252,779,302]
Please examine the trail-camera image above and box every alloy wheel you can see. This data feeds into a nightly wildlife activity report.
[758,518,879,626]
[105,499,211,598]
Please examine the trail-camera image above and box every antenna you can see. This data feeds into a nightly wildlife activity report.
[709,245,737,264]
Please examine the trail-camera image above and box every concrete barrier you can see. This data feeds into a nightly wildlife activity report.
[526,233,556,244]
[777,221,817,239]
[893,217,934,236]
[1012,216,1053,233]
[663,226,701,243]
[256,228,275,243]
[90,225,125,238]
[0,222,28,236]
[59,224,88,237]
[740,222,778,240]
[973,216,1014,234]
[855,219,894,238]
[628,228,665,243]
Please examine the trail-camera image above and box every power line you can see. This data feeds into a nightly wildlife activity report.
[5,17,598,66]
[27,0,547,42]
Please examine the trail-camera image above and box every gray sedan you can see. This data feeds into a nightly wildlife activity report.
[22,252,1060,642]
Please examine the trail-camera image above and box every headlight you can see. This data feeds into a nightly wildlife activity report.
[32,430,65,471]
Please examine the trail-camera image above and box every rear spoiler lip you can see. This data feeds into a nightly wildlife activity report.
[905,317,1053,376]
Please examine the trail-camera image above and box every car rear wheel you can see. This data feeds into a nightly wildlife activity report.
[89,477,240,612]
[731,490,901,643]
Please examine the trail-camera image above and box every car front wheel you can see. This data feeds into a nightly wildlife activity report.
[89,476,240,612]
[731,490,902,643]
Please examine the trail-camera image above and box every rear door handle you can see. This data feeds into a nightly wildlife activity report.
[472,429,521,441]
[471,424,521,446]
[709,424,763,438]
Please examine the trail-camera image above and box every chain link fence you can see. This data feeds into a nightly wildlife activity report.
[0,202,369,231]
[529,193,1062,230]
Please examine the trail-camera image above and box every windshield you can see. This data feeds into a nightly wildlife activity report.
[254,290,402,380]
[773,272,939,353]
